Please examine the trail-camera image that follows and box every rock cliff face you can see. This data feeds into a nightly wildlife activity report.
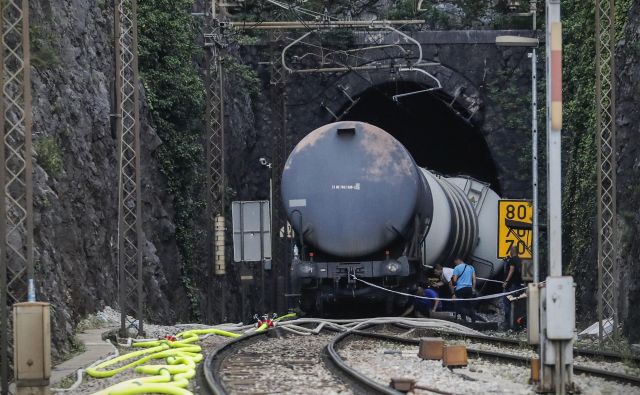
[29,1,186,359]
[22,0,640,357]
[616,0,640,343]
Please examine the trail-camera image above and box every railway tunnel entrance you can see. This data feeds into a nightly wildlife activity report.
[340,81,501,194]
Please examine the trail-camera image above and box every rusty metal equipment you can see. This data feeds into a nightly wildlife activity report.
[417,337,444,360]
[442,345,468,368]
[530,357,541,384]
[389,377,416,393]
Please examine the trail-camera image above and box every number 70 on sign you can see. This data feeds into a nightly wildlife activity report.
[497,200,533,259]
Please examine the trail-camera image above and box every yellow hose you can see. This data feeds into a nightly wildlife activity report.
[275,313,297,322]
[87,316,295,394]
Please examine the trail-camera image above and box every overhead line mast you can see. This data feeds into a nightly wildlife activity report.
[595,0,619,350]
[205,0,229,322]
[115,0,144,338]
[0,0,33,393]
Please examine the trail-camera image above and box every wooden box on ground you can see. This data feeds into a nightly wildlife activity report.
[418,337,444,360]
[442,345,468,367]
[390,377,416,393]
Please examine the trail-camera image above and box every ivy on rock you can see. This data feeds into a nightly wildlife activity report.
[138,0,205,320]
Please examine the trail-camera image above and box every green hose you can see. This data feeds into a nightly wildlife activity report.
[87,317,295,394]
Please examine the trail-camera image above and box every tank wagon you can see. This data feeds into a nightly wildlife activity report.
[282,121,502,313]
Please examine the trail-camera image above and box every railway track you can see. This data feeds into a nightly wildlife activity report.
[388,322,640,365]
[203,329,352,395]
[203,320,639,394]
[337,330,640,388]
[202,317,481,394]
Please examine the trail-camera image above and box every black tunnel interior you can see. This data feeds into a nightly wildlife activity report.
[341,81,501,194]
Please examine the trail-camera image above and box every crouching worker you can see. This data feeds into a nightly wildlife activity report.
[402,284,440,318]
[433,263,455,311]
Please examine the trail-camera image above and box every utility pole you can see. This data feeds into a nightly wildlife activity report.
[595,0,619,350]
[268,29,288,314]
[204,0,227,322]
[539,1,575,393]
[0,1,33,393]
[115,0,144,338]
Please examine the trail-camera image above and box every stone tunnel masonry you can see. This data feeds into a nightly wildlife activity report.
[225,29,535,319]
[281,30,536,200]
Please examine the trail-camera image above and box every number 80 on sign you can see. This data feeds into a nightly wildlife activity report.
[497,200,533,259]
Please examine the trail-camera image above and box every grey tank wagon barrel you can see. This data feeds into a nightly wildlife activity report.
[281,121,503,314]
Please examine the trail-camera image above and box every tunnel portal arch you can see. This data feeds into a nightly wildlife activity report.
[338,81,501,193]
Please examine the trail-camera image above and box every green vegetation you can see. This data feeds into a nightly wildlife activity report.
[561,0,632,319]
[561,1,597,286]
[30,26,61,68]
[486,67,531,173]
[224,59,261,97]
[487,69,530,131]
[138,0,205,320]
[35,136,63,177]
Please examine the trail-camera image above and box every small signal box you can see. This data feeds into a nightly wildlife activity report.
[13,302,51,394]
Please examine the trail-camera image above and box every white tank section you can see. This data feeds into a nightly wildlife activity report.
[421,173,502,282]
[420,171,453,265]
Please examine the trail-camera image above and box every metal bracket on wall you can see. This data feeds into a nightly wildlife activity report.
[115,0,144,338]
[281,25,424,74]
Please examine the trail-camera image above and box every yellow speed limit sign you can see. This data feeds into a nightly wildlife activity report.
[497,200,533,259]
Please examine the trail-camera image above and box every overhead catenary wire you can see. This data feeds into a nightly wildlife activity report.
[259,9,440,112]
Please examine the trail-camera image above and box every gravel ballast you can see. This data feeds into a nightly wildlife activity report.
[338,338,640,395]
[220,332,351,395]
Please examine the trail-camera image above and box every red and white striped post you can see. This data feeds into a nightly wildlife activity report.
[540,1,575,394]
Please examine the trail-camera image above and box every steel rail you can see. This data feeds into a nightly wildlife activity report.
[203,325,397,395]
[389,322,640,364]
[345,330,640,388]
[326,331,404,395]
[203,331,267,395]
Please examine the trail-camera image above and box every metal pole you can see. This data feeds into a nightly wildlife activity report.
[1,0,34,389]
[114,0,125,337]
[542,1,574,393]
[263,177,272,313]
[0,7,7,394]
[532,48,539,284]
[546,1,562,279]
[530,3,543,386]
[22,0,33,300]
[204,4,227,320]
[278,89,288,314]
[131,0,143,337]
[116,0,143,337]
[595,0,619,349]
[259,200,264,313]
[218,61,226,322]
[595,0,604,350]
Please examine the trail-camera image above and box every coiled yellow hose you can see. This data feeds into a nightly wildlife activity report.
[86,328,238,394]
[86,315,295,394]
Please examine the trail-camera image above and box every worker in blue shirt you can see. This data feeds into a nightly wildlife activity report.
[451,257,482,323]
[402,284,440,317]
